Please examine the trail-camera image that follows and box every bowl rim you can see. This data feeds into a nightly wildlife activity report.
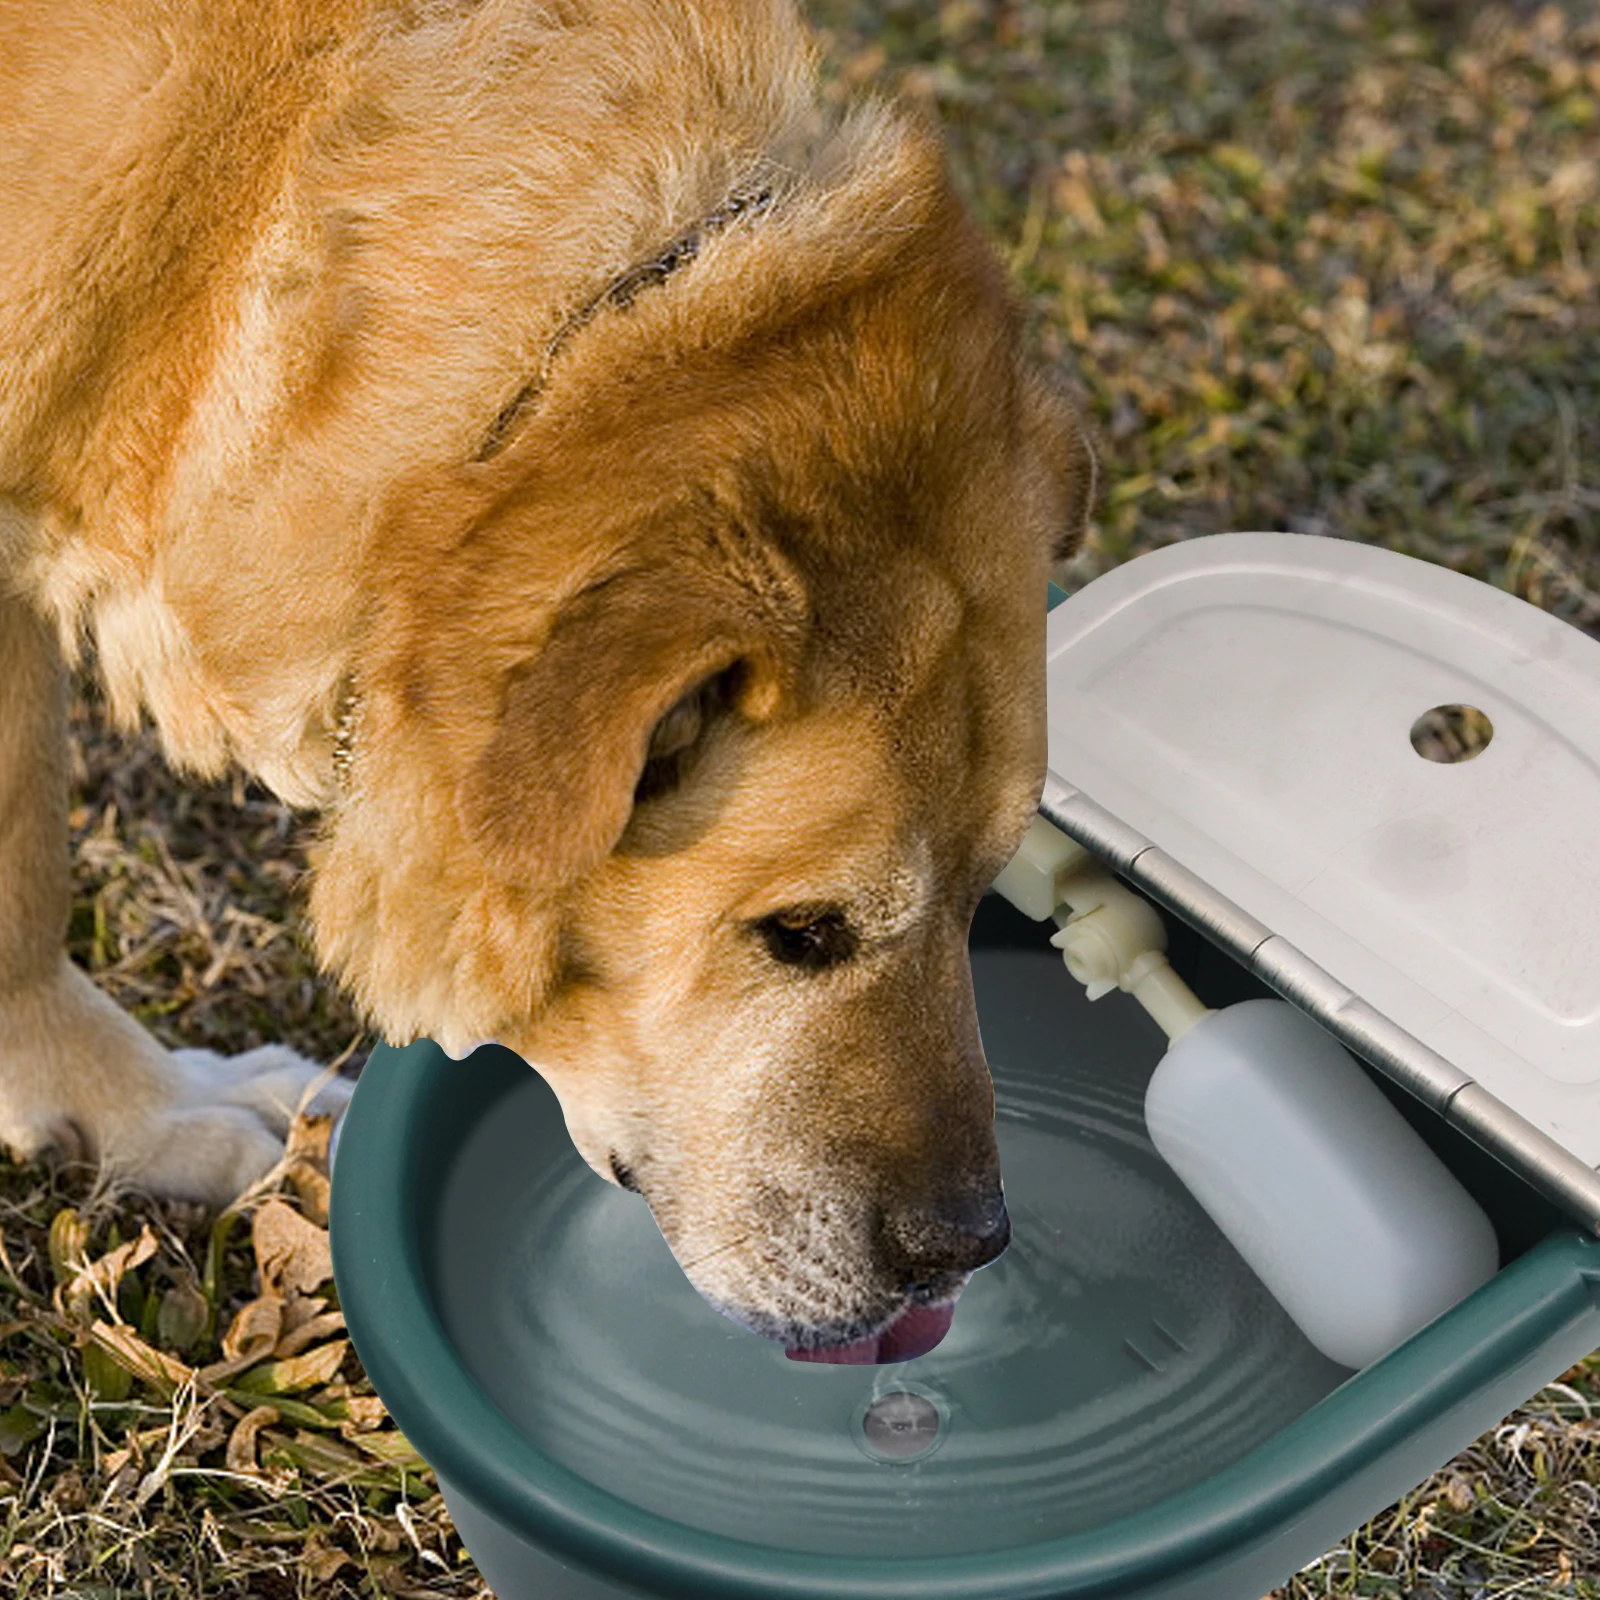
[329,1035,1600,1600]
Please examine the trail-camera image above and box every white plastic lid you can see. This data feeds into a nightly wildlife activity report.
[1046,531,1600,1167]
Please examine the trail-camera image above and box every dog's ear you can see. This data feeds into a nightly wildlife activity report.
[1019,365,1099,566]
[459,561,801,886]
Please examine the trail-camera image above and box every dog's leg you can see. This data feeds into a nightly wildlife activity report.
[0,585,351,1209]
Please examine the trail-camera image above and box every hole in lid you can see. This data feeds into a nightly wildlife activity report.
[1409,704,1493,764]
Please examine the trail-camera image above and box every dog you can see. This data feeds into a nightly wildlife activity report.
[0,0,1096,1358]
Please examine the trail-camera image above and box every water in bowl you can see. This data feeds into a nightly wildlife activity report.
[429,938,1349,1560]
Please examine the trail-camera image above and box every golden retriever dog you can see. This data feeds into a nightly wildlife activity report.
[0,0,1095,1360]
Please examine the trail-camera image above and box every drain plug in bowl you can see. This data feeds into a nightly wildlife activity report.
[854,1384,947,1465]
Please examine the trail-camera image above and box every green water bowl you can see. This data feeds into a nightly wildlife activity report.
[328,890,1600,1600]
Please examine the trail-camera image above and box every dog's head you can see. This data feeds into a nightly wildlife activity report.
[311,117,1096,1354]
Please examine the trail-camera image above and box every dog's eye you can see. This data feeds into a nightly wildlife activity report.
[752,907,858,972]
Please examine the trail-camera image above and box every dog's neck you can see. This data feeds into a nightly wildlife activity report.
[17,5,830,811]
[325,174,782,798]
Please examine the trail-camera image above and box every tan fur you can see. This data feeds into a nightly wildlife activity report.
[1,0,1095,1349]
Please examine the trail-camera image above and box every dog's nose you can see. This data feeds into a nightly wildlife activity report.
[881,1187,1011,1278]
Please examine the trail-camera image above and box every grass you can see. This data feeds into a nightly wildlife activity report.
[814,0,1600,626]
[3,1,1598,1594]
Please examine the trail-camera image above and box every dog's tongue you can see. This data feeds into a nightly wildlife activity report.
[785,1300,956,1365]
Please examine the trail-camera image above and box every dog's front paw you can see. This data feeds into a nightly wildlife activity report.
[173,1043,354,1136]
[0,959,353,1211]
[1,1111,92,1171]
[99,1047,354,1210]
[103,1099,297,1210]
[109,1044,356,1208]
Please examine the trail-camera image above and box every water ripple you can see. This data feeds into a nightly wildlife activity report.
[433,947,1349,1558]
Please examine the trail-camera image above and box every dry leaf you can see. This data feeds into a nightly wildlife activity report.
[275,1310,346,1360]
[54,1220,159,1325]
[87,1323,198,1398]
[226,1404,282,1476]
[198,1291,286,1387]
[304,1535,353,1582]
[334,1394,389,1436]
[284,1113,335,1225]
[234,1339,350,1396]
[197,1351,267,1388]
[280,1292,329,1336]
[100,1424,171,1480]
[252,1198,333,1298]
[286,1164,331,1228]
[221,1291,284,1365]
[285,1111,335,1169]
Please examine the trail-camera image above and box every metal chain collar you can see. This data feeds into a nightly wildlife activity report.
[473,178,779,462]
